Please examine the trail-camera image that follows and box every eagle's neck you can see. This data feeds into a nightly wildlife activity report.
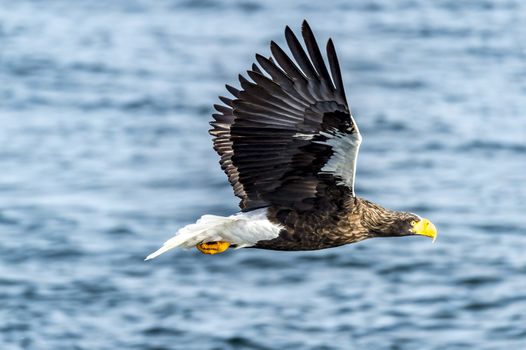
[351,197,406,237]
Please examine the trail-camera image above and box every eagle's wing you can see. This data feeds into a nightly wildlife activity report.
[210,21,362,212]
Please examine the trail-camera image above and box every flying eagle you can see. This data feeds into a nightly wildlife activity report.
[146,21,437,260]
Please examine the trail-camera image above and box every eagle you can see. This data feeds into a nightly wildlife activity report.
[146,21,437,260]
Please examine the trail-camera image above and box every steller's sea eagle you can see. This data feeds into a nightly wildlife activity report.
[146,21,437,260]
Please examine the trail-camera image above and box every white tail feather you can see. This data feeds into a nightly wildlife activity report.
[145,215,233,260]
[144,208,282,260]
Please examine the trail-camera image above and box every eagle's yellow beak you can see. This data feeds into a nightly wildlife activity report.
[411,218,438,242]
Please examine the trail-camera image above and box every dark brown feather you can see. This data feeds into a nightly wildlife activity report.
[254,197,416,251]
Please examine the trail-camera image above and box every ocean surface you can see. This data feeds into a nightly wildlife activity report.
[1,1,525,349]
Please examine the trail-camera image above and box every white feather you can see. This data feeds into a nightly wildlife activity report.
[293,132,315,140]
[145,208,282,260]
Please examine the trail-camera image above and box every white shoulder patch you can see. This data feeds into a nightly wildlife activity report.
[316,116,362,191]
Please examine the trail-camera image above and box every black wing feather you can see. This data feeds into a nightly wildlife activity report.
[301,21,335,93]
[284,25,319,82]
[326,38,348,106]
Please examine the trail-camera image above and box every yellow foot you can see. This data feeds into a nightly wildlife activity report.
[196,241,230,255]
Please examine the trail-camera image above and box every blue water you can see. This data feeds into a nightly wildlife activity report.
[1,1,525,349]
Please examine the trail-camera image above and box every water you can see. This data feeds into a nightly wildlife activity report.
[1,1,525,349]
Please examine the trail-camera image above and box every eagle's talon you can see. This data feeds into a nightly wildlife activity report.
[196,241,230,255]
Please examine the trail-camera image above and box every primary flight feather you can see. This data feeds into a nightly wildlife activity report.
[146,21,437,260]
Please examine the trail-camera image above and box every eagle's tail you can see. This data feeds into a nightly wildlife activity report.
[144,214,235,260]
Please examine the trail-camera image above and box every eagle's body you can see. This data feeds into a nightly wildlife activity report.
[146,21,437,260]
[258,197,413,251]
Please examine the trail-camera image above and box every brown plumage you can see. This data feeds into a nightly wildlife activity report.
[255,197,419,251]
[145,21,436,261]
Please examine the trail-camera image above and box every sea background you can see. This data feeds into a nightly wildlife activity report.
[1,1,525,349]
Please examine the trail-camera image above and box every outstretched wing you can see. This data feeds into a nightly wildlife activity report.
[210,20,362,212]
